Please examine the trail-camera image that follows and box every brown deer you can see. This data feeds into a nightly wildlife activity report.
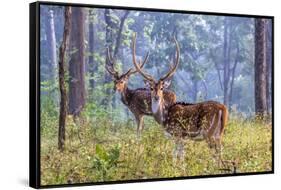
[132,33,228,167]
[105,48,176,138]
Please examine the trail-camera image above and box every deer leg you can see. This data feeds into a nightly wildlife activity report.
[139,115,144,132]
[172,143,179,164]
[213,120,229,169]
[215,138,235,172]
[173,138,185,163]
[214,139,223,168]
[214,110,227,169]
[205,111,223,167]
[135,115,144,140]
[207,136,225,168]
[206,136,220,166]
[215,140,236,173]
[178,140,185,162]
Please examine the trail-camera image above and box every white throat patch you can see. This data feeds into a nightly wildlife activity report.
[152,99,161,114]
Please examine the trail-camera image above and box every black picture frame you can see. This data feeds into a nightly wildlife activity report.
[30,1,274,188]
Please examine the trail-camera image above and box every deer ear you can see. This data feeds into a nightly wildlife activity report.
[163,80,171,88]
[143,79,151,88]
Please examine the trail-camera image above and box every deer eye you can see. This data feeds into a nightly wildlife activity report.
[160,87,163,91]
[150,87,154,91]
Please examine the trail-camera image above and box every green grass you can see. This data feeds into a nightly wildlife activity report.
[40,112,272,186]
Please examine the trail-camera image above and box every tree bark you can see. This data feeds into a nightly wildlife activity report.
[265,20,272,114]
[88,10,96,90]
[223,18,230,107]
[255,18,267,117]
[103,9,114,106]
[45,8,57,80]
[68,7,86,116]
[113,11,129,58]
[58,7,71,151]
[229,43,239,104]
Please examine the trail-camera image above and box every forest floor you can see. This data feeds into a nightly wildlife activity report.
[40,111,272,186]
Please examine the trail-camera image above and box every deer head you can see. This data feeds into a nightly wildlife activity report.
[132,33,180,114]
[105,47,149,92]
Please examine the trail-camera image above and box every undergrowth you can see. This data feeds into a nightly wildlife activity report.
[40,109,272,185]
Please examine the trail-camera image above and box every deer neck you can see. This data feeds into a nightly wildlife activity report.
[152,97,166,125]
[120,85,132,106]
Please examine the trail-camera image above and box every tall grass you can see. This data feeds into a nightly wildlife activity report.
[40,109,272,186]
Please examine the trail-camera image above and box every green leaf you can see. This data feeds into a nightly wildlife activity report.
[95,144,109,161]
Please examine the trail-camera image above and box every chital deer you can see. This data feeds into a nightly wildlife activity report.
[105,48,176,138]
[132,33,228,167]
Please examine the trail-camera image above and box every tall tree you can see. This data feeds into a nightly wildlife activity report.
[214,17,236,106]
[148,14,211,102]
[103,9,115,106]
[222,18,231,106]
[68,7,86,116]
[88,9,96,90]
[103,9,129,106]
[58,7,71,151]
[210,17,250,107]
[45,8,57,80]
[255,18,267,116]
[265,19,272,114]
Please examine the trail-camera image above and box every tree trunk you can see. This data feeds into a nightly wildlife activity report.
[255,18,267,117]
[68,7,86,116]
[88,10,95,90]
[229,43,239,104]
[58,7,71,151]
[45,8,57,80]
[103,9,114,106]
[223,18,230,106]
[113,11,129,58]
[103,10,129,107]
[266,20,272,114]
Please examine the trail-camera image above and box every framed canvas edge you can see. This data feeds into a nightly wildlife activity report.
[29,1,275,189]
[30,2,41,189]
[271,16,275,175]
[37,0,274,18]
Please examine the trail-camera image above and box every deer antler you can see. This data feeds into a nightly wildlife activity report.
[160,36,180,81]
[126,52,149,76]
[105,47,119,78]
[132,33,155,82]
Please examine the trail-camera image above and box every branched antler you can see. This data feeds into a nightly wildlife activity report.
[105,47,119,78]
[132,33,155,82]
[160,36,180,81]
[132,33,180,82]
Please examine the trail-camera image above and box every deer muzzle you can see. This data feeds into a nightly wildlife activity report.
[154,96,160,101]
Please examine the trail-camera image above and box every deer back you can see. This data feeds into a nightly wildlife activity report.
[163,90,177,107]
[164,101,227,139]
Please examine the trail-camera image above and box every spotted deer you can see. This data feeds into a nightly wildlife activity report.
[132,33,228,167]
[105,48,176,138]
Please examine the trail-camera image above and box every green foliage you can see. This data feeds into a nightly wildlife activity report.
[40,107,272,185]
[92,144,121,180]
[41,96,58,118]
